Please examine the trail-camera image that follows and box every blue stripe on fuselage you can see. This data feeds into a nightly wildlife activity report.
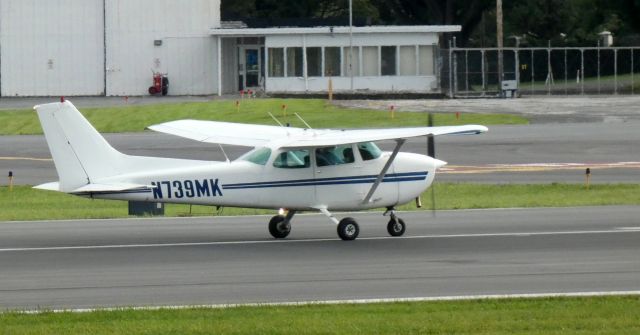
[221,171,428,190]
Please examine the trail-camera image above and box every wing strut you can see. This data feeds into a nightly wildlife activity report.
[362,139,406,204]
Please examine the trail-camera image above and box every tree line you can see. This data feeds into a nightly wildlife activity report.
[222,0,640,47]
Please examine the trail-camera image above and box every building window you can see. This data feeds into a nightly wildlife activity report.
[287,47,303,77]
[418,45,434,75]
[268,48,284,77]
[399,46,417,76]
[342,46,360,77]
[307,47,322,77]
[381,46,397,76]
[362,46,378,76]
[324,47,341,76]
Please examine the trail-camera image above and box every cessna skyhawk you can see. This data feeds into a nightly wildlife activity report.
[34,100,487,240]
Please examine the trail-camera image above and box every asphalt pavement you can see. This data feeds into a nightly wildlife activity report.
[2,121,639,185]
[0,206,638,310]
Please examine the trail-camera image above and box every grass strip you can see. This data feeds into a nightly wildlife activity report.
[0,99,527,135]
[1,183,638,222]
[1,296,639,334]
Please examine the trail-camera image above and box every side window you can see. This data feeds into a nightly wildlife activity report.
[316,145,355,167]
[357,142,382,161]
[241,147,271,165]
[273,149,310,169]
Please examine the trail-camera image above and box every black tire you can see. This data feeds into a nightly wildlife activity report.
[161,77,169,96]
[387,218,406,237]
[268,215,290,239]
[337,217,359,241]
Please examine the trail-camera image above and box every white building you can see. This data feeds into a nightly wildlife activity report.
[213,26,459,95]
[0,0,459,97]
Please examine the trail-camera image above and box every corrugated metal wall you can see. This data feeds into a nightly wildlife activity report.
[0,0,220,96]
[105,0,220,96]
[221,37,238,94]
[0,0,105,96]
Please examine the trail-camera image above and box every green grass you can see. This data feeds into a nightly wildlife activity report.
[0,99,527,135]
[400,182,640,210]
[1,296,639,334]
[2,183,639,221]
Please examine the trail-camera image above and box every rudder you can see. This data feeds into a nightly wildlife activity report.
[35,101,125,192]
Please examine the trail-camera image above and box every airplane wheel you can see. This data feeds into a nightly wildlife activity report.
[387,218,406,237]
[268,215,290,239]
[337,217,359,241]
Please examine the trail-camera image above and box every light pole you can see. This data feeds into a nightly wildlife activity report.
[496,0,504,97]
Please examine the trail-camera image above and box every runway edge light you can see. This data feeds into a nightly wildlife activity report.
[8,171,13,191]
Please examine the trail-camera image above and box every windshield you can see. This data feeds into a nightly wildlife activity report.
[357,142,382,160]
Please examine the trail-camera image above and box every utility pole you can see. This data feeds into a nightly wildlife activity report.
[349,0,354,92]
[496,0,504,97]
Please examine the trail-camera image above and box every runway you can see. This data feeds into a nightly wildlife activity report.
[2,122,640,185]
[1,206,638,310]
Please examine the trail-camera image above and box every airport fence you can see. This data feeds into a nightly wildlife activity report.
[441,43,640,97]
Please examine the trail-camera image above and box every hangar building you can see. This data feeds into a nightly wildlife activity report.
[0,0,459,96]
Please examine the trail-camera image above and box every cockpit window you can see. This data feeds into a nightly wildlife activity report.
[315,144,355,167]
[241,147,271,165]
[273,149,310,168]
[357,142,382,160]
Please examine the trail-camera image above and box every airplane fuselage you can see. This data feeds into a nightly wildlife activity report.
[88,151,435,211]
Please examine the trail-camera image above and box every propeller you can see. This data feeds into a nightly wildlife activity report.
[427,113,436,217]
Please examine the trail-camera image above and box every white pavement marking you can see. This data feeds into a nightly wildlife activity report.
[14,291,640,314]
[616,227,640,231]
[0,156,52,162]
[1,229,638,253]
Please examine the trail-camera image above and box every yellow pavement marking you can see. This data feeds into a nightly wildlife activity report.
[442,162,640,174]
[2,156,640,174]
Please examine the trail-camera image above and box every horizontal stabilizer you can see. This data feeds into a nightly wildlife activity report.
[33,182,61,192]
[70,182,153,194]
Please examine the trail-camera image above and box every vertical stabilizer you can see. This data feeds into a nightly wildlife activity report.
[34,101,125,192]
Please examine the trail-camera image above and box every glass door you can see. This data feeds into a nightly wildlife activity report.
[244,48,261,88]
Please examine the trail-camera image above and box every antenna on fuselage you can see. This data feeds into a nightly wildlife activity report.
[294,113,313,129]
[268,112,285,127]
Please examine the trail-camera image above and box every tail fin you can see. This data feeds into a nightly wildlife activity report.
[35,101,125,192]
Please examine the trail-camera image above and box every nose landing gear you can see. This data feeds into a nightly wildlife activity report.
[384,207,406,237]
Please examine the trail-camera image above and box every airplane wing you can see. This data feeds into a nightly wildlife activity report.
[147,120,307,147]
[276,125,488,149]
[147,120,487,148]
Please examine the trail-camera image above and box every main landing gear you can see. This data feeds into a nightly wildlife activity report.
[337,217,359,240]
[268,207,407,241]
[268,210,296,239]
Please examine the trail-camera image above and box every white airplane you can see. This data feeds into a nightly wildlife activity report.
[34,100,487,240]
